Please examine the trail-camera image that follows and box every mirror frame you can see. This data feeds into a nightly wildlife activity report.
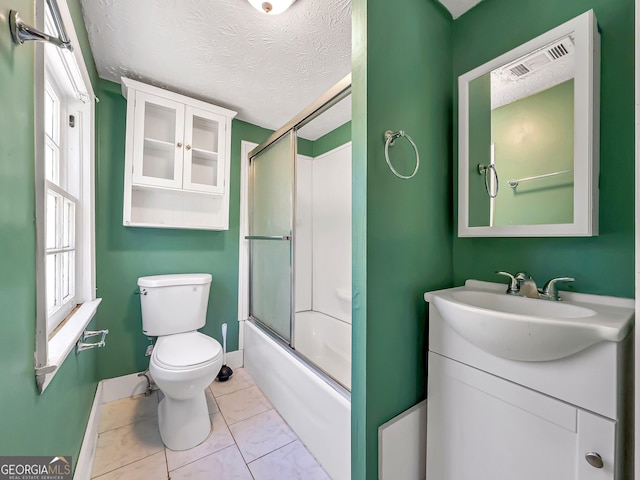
[458,10,600,237]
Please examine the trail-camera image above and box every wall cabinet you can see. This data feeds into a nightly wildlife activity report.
[122,78,236,230]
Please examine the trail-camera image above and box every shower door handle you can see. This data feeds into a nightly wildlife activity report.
[245,235,292,241]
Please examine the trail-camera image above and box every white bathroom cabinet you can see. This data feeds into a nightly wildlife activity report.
[424,281,633,480]
[427,353,616,479]
[121,77,237,230]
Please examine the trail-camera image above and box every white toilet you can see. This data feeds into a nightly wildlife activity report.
[138,273,223,451]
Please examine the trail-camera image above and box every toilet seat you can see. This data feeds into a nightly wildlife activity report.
[153,332,222,370]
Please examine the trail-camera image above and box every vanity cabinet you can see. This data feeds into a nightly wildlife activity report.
[424,281,633,480]
[428,353,616,480]
[122,78,237,230]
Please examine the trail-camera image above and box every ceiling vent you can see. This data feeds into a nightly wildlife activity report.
[502,36,575,80]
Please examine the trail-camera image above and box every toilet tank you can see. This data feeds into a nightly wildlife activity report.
[138,273,212,336]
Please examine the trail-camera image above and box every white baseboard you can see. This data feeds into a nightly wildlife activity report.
[226,349,244,370]
[101,371,151,404]
[379,400,427,480]
[74,382,103,480]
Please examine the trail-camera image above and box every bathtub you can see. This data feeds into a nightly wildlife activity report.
[244,320,351,480]
[294,310,352,390]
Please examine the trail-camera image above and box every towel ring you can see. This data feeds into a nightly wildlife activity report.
[384,130,420,179]
[478,163,499,198]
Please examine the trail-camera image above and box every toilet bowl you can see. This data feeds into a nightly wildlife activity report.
[150,331,223,450]
[137,273,223,451]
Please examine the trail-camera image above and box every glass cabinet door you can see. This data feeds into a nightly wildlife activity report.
[182,106,226,194]
[132,91,184,188]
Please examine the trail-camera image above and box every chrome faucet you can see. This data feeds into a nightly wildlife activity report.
[496,271,575,301]
[496,271,520,295]
[539,277,575,301]
[496,271,539,298]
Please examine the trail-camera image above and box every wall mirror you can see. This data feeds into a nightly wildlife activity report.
[458,10,599,237]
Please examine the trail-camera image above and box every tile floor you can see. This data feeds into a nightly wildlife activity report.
[91,368,330,480]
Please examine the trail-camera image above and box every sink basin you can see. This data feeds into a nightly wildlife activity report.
[449,290,597,319]
[427,283,634,362]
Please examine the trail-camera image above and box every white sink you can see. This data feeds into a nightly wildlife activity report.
[426,281,634,362]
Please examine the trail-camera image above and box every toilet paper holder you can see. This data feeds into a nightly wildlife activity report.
[77,329,109,353]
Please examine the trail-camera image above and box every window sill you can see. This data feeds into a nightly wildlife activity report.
[37,298,102,393]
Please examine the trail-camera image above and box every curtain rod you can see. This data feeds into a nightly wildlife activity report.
[9,0,72,51]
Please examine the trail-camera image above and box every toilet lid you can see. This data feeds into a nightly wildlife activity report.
[154,332,222,369]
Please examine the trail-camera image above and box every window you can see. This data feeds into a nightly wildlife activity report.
[34,0,100,393]
[44,71,80,333]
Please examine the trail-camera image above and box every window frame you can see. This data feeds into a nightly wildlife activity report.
[34,0,100,393]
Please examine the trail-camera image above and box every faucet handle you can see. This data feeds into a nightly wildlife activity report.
[541,277,575,301]
[496,271,519,295]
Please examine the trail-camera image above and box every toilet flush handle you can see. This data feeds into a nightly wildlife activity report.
[135,289,147,296]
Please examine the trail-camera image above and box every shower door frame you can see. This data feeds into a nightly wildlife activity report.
[245,73,352,352]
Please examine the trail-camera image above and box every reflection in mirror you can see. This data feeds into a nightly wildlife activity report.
[469,36,575,227]
[458,10,599,237]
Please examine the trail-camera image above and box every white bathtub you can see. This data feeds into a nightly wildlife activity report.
[244,321,351,480]
[294,310,352,390]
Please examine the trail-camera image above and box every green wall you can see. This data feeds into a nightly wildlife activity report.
[0,0,99,469]
[468,72,492,226]
[493,80,574,226]
[95,79,273,379]
[297,137,314,157]
[313,121,352,157]
[297,121,351,158]
[453,0,635,297]
[351,0,453,477]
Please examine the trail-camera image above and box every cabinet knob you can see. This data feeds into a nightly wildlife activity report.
[585,452,604,469]
[186,145,191,151]
[177,142,182,148]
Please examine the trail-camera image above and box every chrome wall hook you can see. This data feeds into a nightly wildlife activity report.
[77,329,109,353]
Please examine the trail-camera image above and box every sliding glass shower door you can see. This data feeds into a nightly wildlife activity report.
[247,131,295,342]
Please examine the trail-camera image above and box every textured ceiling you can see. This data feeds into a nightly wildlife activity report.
[80,0,352,139]
[438,0,483,19]
[491,50,574,110]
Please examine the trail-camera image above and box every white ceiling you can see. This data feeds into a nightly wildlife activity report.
[491,45,575,110]
[438,0,483,19]
[80,0,483,140]
[80,0,352,140]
